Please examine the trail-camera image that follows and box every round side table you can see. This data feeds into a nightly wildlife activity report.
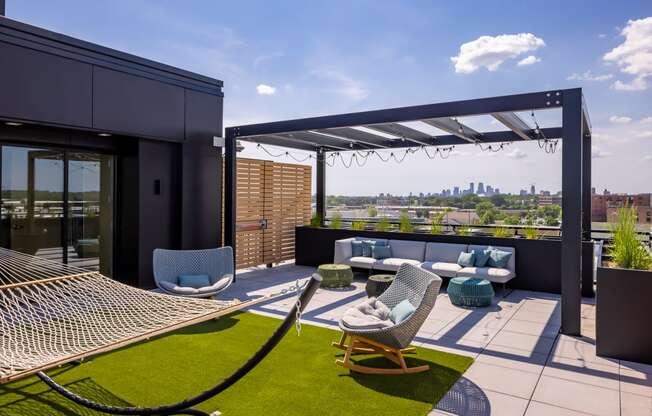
[366,274,395,298]
[448,277,494,307]
[317,264,353,288]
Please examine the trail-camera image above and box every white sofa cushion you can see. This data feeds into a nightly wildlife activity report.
[457,267,515,283]
[468,245,516,273]
[420,261,462,277]
[373,258,421,271]
[387,240,426,262]
[425,242,469,263]
[344,256,377,268]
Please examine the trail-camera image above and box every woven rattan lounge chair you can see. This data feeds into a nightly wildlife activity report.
[153,247,234,298]
[332,263,442,374]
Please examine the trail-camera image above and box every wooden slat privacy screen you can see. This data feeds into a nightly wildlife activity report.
[224,158,312,269]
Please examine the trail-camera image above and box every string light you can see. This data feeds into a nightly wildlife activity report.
[530,111,559,154]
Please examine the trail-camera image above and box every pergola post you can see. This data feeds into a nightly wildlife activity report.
[581,132,594,297]
[316,151,326,226]
[561,88,583,335]
[224,128,237,271]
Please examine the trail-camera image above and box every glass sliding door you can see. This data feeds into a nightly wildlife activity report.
[68,153,114,275]
[0,145,114,275]
[0,147,64,260]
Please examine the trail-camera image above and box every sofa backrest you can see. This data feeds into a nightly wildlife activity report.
[388,239,426,261]
[424,242,469,263]
[468,244,516,273]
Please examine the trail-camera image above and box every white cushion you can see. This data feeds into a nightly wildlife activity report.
[468,245,516,273]
[425,243,469,263]
[420,261,462,277]
[344,256,377,269]
[388,240,426,261]
[373,258,421,271]
[457,267,515,283]
[159,280,200,295]
[341,308,394,330]
[197,276,232,294]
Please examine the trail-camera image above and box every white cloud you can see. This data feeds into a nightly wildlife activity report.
[256,84,276,95]
[451,33,545,74]
[566,70,613,81]
[592,146,612,159]
[644,155,652,161]
[254,51,284,66]
[506,148,527,159]
[604,17,652,91]
[310,70,369,101]
[635,130,652,138]
[598,33,607,39]
[609,115,632,124]
[641,116,652,124]
[517,55,541,66]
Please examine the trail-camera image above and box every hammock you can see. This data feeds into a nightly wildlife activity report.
[0,247,321,415]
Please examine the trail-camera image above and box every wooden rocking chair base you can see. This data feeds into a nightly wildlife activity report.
[332,333,429,375]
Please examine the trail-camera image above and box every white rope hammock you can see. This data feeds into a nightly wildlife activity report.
[0,248,268,384]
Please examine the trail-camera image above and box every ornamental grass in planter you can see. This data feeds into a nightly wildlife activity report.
[597,206,652,364]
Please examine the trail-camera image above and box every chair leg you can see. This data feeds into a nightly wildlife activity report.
[333,335,429,375]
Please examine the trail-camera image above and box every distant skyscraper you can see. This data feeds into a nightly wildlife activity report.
[520,189,528,196]
[453,186,460,196]
[530,185,536,195]
[469,182,475,194]
[486,185,494,195]
[495,188,500,195]
[477,182,485,195]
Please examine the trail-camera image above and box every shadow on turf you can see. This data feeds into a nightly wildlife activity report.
[339,355,489,413]
[0,376,132,416]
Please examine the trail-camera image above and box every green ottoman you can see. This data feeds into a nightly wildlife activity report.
[318,264,353,288]
[365,274,395,298]
[448,277,494,307]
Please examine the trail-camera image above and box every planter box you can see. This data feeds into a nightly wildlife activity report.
[295,226,585,295]
[597,266,652,364]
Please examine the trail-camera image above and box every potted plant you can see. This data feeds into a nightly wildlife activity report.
[596,206,652,364]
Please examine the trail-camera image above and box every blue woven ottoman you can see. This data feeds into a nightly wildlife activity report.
[448,277,494,307]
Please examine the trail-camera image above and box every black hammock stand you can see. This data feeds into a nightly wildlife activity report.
[37,274,323,416]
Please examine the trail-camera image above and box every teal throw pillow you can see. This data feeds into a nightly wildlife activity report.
[474,248,492,267]
[389,299,416,324]
[457,251,476,267]
[178,274,211,289]
[351,240,364,257]
[361,240,386,257]
[488,249,512,268]
[372,245,392,260]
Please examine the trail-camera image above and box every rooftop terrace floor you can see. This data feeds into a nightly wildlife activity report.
[218,263,651,416]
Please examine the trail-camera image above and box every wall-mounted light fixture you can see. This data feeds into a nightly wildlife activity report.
[98,133,112,137]
[5,122,23,126]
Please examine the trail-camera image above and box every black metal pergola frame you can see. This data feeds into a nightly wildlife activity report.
[225,88,592,336]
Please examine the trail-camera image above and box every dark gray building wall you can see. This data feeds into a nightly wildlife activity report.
[0,17,224,287]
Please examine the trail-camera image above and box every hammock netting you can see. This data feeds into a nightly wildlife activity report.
[0,248,250,384]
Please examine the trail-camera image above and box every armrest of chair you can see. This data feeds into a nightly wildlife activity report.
[334,238,355,264]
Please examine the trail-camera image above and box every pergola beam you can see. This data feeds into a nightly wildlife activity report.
[317,127,390,149]
[421,117,480,143]
[364,123,434,146]
[231,89,564,138]
[491,112,535,140]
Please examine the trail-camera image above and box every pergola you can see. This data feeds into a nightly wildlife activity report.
[225,88,592,336]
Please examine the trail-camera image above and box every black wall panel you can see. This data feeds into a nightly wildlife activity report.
[0,42,93,127]
[137,139,181,288]
[182,89,222,249]
[93,67,185,141]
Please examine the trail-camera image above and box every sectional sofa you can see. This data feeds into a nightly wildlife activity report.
[333,237,516,285]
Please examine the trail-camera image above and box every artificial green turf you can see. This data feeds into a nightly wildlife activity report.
[0,312,473,415]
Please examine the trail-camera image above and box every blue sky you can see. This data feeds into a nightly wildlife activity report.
[7,0,652,195]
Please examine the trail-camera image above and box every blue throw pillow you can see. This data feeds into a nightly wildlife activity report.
[474,248,491,267]
[361,240,386,257]
[488,249,512,268]
[178,274,211,289]
[351,240,364,257]
[457,251,475,267]
[372,245,392,259]
[389,299,416,324]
